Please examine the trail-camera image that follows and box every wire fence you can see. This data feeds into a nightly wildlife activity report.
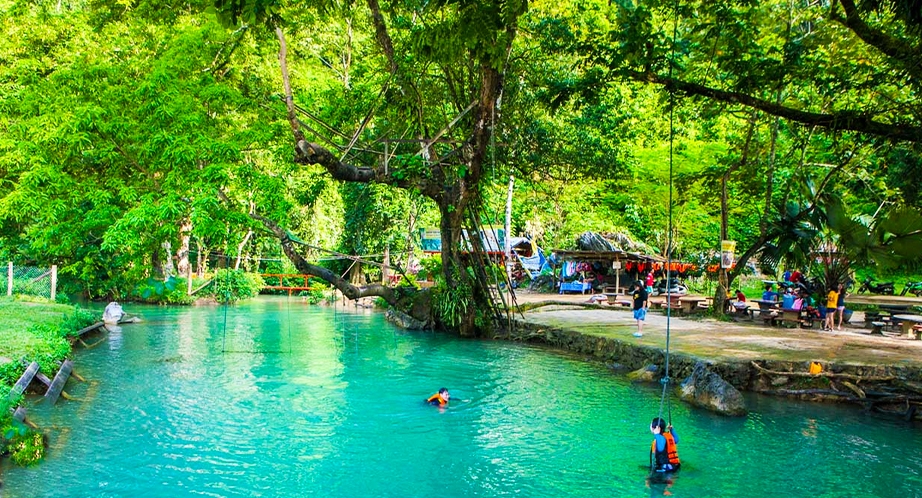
[6,263,57,301]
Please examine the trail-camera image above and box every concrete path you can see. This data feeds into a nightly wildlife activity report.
[510,290,922,367]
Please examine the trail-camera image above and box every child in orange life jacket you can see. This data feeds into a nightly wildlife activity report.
[650,417,681,472]
[426,388,450,406]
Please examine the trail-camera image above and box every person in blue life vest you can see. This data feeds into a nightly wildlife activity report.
[650,417,681,473]
[425,387,450,406]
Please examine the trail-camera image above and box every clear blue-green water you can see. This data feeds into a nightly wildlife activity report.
[2,297,921,497]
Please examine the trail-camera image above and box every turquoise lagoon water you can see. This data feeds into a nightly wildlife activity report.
[2,296,920,497]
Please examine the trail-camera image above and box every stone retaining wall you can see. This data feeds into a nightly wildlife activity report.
[501,319,922,418]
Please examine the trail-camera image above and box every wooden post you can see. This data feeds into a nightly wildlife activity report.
[10,361,40,399]
[45,359,74,405]
[51,264,57,301]
[382,246,390,284]
[504,175,514,282]
[7,261,11,296]
[187,263,193,296]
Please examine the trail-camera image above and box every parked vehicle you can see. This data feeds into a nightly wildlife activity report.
[900,281,922,297]
[857,277,895,295]
[652,278,688,296]
[777,276,821,296]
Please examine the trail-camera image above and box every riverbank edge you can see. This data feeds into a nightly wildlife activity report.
[498,318,922,420]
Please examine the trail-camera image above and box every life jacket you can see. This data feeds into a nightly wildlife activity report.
[427,393,447,406]
[651,432,681,470]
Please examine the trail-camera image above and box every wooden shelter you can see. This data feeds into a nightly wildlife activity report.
[551,249,666,293]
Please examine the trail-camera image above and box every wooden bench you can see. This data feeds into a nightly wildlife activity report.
[912,324,922,340]
[755,302,779,326]
[894,314,922,339]
[605,293,629,306]
[731,306,754,320]
[780,309,802,328]
[679,298,706,315]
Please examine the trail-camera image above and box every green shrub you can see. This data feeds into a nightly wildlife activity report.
[131,276,194,305]
[8,429,45,466]
[298,279,330,304]
[59,307,97,338]
[1,390,17,433]
[211,270,264,304]
[418,255,442,282]
[433,267,484,328]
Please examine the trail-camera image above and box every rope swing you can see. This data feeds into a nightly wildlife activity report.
[657,0,681,428]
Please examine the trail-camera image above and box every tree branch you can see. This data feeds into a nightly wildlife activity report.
[628,70,922,143]
[832,0,922,83]
[366,0,397,74]
[751,361,895,381]
[274,23,306,149]
[242,206,400,303]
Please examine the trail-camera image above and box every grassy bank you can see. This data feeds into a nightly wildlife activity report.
[0,297,95,383]
[1,296,95,467]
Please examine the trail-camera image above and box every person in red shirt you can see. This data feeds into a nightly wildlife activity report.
[645,272,655,293]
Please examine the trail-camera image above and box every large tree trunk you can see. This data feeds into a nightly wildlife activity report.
[713,112,758,312]
[161,241,176,278]
[437,195,479,336]
[260,11,514,335]
[176,217,192,277]
[234,229,252,270]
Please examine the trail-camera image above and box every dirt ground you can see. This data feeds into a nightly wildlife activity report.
[509,290,922,367]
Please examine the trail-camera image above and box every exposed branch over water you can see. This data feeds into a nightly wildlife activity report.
[751,361,896,381]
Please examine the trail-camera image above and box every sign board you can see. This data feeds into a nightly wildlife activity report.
[720,240,736,269]
[612,261,622,270]
[420,228,442,252]
[419,227,506,253]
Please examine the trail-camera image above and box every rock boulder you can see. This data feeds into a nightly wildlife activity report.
[679,362,747,416]
[385,308,428,330]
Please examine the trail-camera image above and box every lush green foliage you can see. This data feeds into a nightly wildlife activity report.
[434,268,477,328]
[211,269,264,303]
[132,276,195,305]
[417,255,443,282]
[6,428,45,466]
[0,394,44,467]
[0,297,93,466]
[1,0,921,319]
[0,298,93,383]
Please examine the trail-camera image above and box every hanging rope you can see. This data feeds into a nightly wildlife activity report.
[657,0,681,426]
[221,258,230,353]
[286,291,293,354]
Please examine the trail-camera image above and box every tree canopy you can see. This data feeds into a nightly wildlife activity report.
[1,0,921,329]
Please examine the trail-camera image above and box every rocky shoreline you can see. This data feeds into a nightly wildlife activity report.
[499,318,922,421]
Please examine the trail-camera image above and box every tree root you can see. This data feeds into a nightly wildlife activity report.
[750,361,895,382]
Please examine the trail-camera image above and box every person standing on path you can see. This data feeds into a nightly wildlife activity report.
[632,280,650,336]
[645,271,655,294]
[836,283,847,330]
[825,284,839,331]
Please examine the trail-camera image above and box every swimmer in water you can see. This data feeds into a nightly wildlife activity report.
[425,387,450,406]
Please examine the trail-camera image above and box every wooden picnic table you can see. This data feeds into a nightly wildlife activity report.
[752,299,780,325]
[880,304,912,314]
[893,314,922,339]
[604,293,631,307]
[678,296,707,314]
